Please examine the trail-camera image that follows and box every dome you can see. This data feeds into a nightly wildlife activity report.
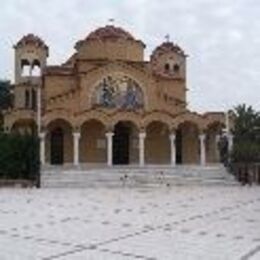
[75,25,145,49]
[14,34,48,51]
[151,42,186,59]
[74,25,145,61]
[86,25,135,41]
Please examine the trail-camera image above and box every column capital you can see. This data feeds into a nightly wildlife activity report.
[169,133,176,141]
[39,132,46,139]
[199,133,206,141]
[73,132,81,138]
[105,132,114,138]
[139,132,146,139]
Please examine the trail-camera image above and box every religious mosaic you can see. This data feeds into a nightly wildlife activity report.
[92,75,144,109]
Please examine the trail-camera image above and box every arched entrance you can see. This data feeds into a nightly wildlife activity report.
[46,119,73,165]
[205,122,224,163]
[50,127,64,165]
[145,121,170,164]
[80,119,106,163]
[177,121,200,164]
[112,121,138,165]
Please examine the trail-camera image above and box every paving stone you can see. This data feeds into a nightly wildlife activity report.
[0,186,259,259]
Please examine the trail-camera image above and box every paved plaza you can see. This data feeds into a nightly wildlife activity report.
[0,186,260,260]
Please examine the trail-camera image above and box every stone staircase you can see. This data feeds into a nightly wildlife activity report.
[41,164,238,188]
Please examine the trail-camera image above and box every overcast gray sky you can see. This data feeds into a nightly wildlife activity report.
[1,0,260,112]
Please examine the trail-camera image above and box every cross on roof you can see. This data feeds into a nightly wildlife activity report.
[108,18,115,25]
[165,34,170,42]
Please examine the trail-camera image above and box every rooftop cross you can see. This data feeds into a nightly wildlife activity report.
[108,18,115,25]
[165,34,170,42]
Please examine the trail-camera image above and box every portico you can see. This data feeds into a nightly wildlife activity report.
[39,116,225,167]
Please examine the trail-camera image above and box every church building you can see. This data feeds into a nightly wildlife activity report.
[3,25,230,167]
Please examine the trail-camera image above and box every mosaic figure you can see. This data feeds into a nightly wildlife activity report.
[100,79,115,108]
[93,75,144,109]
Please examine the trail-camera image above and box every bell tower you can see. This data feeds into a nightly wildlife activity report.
[150,41,186,80]
[13,34,48,111]
[14,34,49,84]
[151,41,187,112]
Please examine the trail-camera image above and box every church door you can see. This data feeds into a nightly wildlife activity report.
[113,122,130,164]
[50,127,64,165]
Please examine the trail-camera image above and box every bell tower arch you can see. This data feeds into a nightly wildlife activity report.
[14,34,49,84]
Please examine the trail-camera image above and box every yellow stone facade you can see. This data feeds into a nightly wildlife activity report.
[4,25,227,166]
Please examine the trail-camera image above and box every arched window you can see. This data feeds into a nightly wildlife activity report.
[25,90,30,108]
[173,64,180,73]
[164,63,170,72]
[31,89,37,110]
[31,59,41,76]
[21,59,31,77]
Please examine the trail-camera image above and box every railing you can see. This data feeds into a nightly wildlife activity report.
[231,163,260,185]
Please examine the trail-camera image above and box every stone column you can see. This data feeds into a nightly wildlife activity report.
[199,133,206,166]
[169,133,176,166]
[225,111,230,133]
[227,134,234,153]
[106,132,114,166]
[39,132,46,165]
[139,132,146,166]
[36,86,41,135]
[73,132,81,166]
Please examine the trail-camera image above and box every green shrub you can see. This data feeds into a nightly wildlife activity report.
[231,141,260,163]
[0,133,39,182]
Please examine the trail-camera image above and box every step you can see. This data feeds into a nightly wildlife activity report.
[40,165,238,188]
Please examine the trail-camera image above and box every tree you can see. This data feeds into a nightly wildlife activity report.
[231,104,260,163]
[0,80,12,130]
[0,132,40,184]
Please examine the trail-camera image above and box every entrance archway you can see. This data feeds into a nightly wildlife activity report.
[112,121,138,165]
[177,121,200,164]
[145,121,170,164]
[80,119,106,163]
[46,119,73,165]
[50,127,64,165]
[205,122,224,163]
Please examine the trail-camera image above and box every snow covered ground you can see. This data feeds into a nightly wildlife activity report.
[0,186,260,260]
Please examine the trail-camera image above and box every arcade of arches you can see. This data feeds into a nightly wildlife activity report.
[37,118,225,166]
[3,25,234,167]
